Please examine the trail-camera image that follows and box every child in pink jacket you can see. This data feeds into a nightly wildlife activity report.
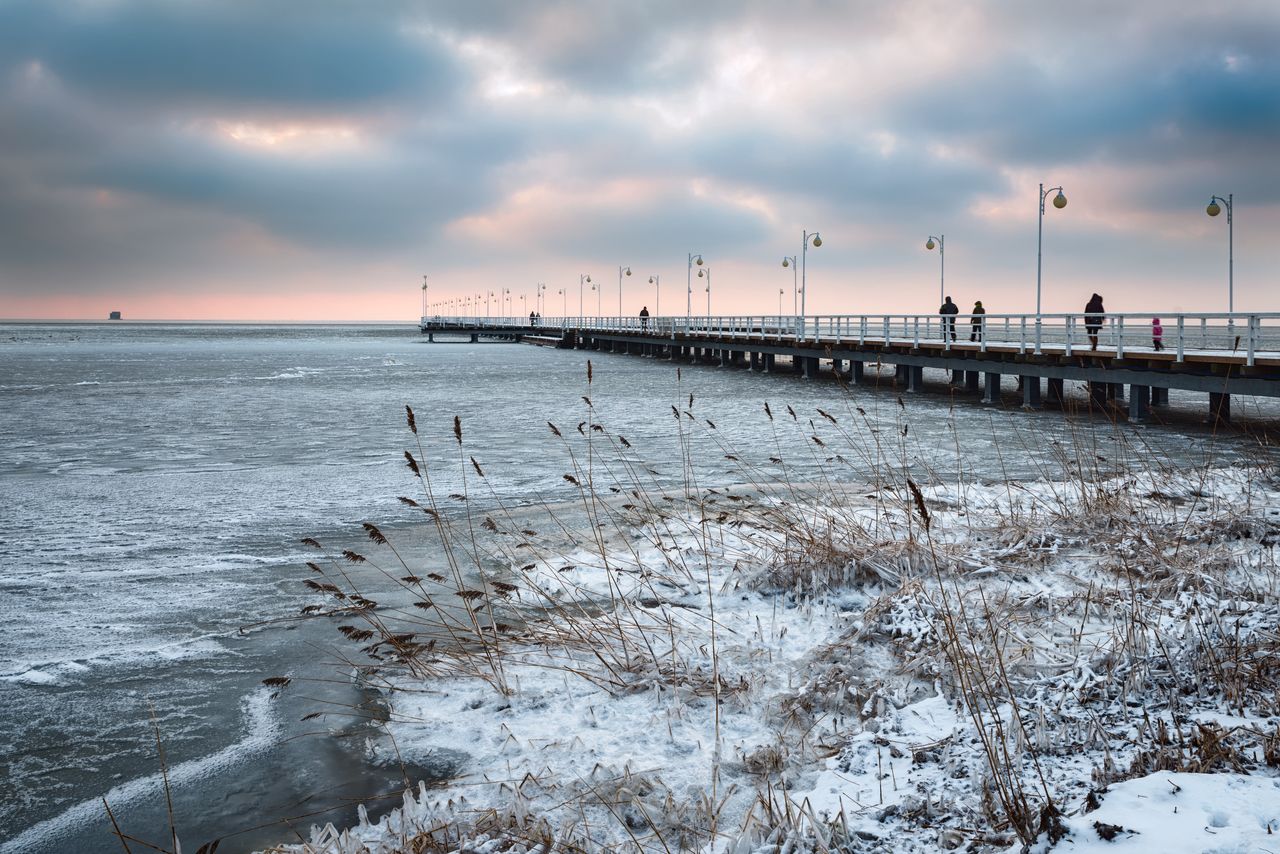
[1152,317,1164,351]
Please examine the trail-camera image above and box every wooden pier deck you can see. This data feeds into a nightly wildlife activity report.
[421,313,1280,423]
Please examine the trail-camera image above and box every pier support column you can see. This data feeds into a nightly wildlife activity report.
[982,373,1001,404]
[832,358,843,375]
[965,370,980,392]
[1152,387,1169,406]
[1109,383,1125,402]
[850,360,864,384]
[749,352,760,372]
[428,332,435,343]
[764,353,775,373]
[801,356,819,379]
[1021,376,1042,410]
[720,351,730,367]
[1088,381,1108,409]
[950,369,963,385]
[470,333,478,343]
[907,365,924,393]
[1047,377,1065,405]
[1210,392,1231,424]
[1128,385,1150,423]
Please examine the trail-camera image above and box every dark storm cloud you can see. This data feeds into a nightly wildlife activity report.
[0,0,459,112]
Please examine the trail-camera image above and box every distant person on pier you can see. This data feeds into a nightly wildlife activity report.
[530,310,537,327]
[1084,293,1105,350]
[639,305,650,330]
[939,296,958,341]
[969,300,986,342]
[1152,317,1164,351]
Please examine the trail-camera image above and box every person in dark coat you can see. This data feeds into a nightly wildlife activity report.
[639,305,650,330]
[939,296,959,341]
[1084,293,1105,351]
[530,310,537,327]
[969,300,986,342]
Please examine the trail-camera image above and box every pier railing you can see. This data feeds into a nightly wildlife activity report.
[421,312,1280,366]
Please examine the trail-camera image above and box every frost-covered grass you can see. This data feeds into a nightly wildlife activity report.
[268,369,1280,854]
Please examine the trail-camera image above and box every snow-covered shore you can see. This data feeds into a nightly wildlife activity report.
[267,406,1280,854]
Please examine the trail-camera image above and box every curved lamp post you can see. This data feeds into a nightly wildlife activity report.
[1208,193,1228,313]
[578,274,591,317]
[590,281,601,316]
[649,275,660,317]
[618,266,631,317]
[778,287,784,317]
[698,266,712,316]
[781,255,798,317]
[558,288,566,316]
[925,235,944,306]
[420,275,428,317]
[1036,183,1067,316]
[800,230,822,337]
[687,253,703,318]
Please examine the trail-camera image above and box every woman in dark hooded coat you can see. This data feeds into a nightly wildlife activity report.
[1084,293,1104,351]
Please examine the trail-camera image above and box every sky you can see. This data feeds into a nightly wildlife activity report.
[0,0,1277,322]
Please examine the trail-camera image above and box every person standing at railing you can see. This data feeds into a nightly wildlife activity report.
[1084,293,1105,351]
[1152,317,1164,351]
[529,310,537,328]
[939,296,959,341]
[969,300,986,342]
[639,305,650,331]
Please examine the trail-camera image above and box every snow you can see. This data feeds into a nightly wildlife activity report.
[1050,772,1280,853]
[265,437,1280,853]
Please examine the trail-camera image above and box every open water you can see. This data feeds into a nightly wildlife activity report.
[1,322,1276,853]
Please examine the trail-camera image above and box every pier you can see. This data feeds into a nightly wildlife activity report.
[420,313,1280,424]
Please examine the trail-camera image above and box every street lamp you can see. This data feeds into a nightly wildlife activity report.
[536,282,546,315]
[579,273,591,316]
[420,275,428,318]
[558,287,566,315]
[698,267,712,316]
[686,253,703,318]
[1036,183,1067,316]
[590,281,601,315]
[925,235,944,306]
[1206,194,1234,312]
[618,266,631,317]
[778,287,784,317]
[503,287,511,315]
[781,255,797,316]
[649,275,660,317]
[800,230,822,337]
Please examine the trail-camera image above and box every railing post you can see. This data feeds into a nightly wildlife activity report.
[913,316,920,348]
[1200,317,1207,350]
[1247,315,1257,366]
[859,316,866,345]
[1176,316,1185,362]
[1034,317,1043,355]
[1116,316,1125,359]
[883,316,890,343]
[1019,317,1027,354]
[1065,316,1074,356]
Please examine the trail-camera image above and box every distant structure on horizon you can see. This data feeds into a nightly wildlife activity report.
[109,311,122,320]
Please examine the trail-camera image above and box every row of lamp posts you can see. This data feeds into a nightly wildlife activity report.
[425,187,1235,321]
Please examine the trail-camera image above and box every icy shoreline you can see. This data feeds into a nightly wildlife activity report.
[265,406,1280,853]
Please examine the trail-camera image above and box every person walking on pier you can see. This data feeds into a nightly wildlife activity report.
[939,296,958,341]
[1152,317,1165,351]
[639,305,650,331]
[1084,293,1105,351]
[969,300,986,342]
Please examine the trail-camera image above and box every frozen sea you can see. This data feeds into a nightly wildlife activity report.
[1,322,1277,853]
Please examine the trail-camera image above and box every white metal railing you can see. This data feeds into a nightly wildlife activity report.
[419,313,1280,367]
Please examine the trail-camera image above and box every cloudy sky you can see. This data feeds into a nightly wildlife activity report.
[1,1,1276,321]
